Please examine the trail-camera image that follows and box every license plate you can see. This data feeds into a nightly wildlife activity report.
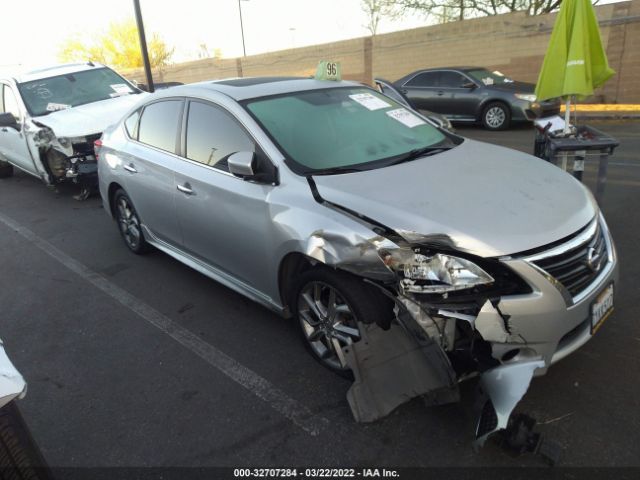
[591,283,614,334]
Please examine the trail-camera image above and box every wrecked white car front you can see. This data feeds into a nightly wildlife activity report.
[3,63,145,198]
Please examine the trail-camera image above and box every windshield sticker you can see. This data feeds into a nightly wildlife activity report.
[482,77,494,86]
[109,92,130,98]
[110,83,133,94]
[386,108,426,128]
[46,103,71,112]
[349,93,391,111]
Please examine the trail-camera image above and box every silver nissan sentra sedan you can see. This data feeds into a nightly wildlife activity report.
[97,77,617,444]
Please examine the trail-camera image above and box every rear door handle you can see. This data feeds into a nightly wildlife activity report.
[177,183,194,195]
[436,91,445,96]
[123,163,137,173]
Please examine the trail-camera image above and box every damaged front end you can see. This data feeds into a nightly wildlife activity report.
[29,121,100,199]
[309,224,548,447]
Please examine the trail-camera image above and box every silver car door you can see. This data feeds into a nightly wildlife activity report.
[0,84,37,174]
[123,99,184,247]
[173,100,275,293]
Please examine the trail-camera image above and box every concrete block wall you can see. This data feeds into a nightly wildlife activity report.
[122,0,639,103]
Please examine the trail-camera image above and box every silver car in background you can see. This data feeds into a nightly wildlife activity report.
[97,77,617,445]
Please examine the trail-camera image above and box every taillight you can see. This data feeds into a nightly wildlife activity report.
[94,139,103,160]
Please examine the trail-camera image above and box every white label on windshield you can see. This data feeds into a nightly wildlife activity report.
[46,103,71,112]
[386,108,425,128]
[110,83,133,94]
[482,77,494,85]
[349,93,390,111]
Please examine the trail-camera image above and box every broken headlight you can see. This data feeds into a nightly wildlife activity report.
[384,251,494,293]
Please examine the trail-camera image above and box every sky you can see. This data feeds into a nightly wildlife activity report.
[1,0,423,71]
[1,0,624,73]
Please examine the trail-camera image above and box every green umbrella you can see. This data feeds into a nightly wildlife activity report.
[535,0,615,130]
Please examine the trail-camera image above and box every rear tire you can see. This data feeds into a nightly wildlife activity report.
[0,401,52,479]
[292,268,393,378]
[482,102,510,130]
[113,189,152,254]
[0,162,13,179]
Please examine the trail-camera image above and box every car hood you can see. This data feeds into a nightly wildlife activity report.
[312,139,597,257]
[32,93,146,137]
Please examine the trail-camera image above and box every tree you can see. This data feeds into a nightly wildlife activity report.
[361,0,392,35]
[58,19,174,69]
[384,1,602,23]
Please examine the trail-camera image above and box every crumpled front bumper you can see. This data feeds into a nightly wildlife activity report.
[344,214,618,448]
[473,214,618,444]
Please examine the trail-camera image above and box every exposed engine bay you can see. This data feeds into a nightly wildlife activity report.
[30,121,100,200]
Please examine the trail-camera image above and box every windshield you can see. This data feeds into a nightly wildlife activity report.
[466,69,513,86]
[244,87,449,174]
[18,67,140,117]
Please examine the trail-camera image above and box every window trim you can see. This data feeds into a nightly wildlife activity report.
[123,108,142,140]
[402,69,479,90]
[178,97,277,180]
[135,97,186,155]
[0,82,23,122]
[402,71,442,89]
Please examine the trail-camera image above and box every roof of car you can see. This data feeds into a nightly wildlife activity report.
[153,77,364,101]
[10,62,108,83]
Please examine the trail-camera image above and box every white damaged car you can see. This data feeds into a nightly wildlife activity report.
[0,62,146,198]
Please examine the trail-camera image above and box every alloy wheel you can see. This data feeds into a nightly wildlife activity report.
[485,106,506,129]
[116,196,142,251]
[297,281,361,371]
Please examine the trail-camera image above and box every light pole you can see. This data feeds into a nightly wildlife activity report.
[133,0,154,92]
[238,0,249,57]
[289,27,296,48]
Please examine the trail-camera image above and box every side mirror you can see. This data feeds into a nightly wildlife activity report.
[0,113,19,130]
[228,151,256,178]
[462,81,477,90]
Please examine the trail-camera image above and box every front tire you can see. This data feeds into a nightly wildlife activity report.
[113,189,151,254]
[482,102,510,130]
[292,268,392,377]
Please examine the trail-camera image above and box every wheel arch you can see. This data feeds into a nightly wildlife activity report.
[107,182,125,218]
[476,98,512,121]
[277,252,316,318]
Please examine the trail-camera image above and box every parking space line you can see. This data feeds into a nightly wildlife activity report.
[0,212,329,437]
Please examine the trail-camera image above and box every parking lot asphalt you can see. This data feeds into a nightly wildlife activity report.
[1,120,639,468]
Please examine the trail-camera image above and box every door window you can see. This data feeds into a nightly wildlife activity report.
[1,85,21,121]
[124,109,141,139]
[138,100,183,153]
[185,101,254,171]
[439,71,469,88]
[404,72,440,88]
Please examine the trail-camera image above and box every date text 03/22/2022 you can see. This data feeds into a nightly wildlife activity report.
[233,468,400,478]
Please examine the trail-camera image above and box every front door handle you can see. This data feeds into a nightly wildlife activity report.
[123,163,137,173]
[177,183,194,195]
[436,91,445,96]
